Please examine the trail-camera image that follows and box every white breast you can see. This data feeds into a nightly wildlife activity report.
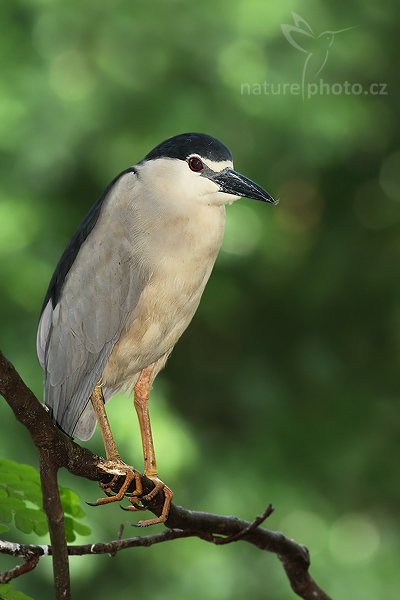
[102,195,226,394]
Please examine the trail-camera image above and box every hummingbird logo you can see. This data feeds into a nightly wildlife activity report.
[281,13,356,98]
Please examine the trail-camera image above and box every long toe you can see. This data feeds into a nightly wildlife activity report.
[135,477,173,526]
[89,461,142,506]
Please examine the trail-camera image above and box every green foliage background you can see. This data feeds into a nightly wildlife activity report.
[0,459,91,542]
[0,1,399,598]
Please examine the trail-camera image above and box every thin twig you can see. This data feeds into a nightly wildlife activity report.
[202,503,275,545]
[0,553,39,584]
[109,523,125,557]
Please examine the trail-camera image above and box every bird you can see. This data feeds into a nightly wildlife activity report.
[37,132,276,526]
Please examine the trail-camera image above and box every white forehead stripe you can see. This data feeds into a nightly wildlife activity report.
[200,158,233,172]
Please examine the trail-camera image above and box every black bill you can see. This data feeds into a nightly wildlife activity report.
[212,168,276,204]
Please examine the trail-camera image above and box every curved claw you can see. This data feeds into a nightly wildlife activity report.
[130,499,146,511]
[85,500,104,507]
[120,499,146,512]
[125,491,143,498]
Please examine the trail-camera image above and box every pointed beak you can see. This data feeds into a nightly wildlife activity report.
[212,168,277,204]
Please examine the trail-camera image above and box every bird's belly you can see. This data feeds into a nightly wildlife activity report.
[101,265,212,393]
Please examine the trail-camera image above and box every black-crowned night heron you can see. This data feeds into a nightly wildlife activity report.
[37,133,276,526]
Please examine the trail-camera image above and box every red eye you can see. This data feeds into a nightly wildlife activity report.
[188,157,203,172]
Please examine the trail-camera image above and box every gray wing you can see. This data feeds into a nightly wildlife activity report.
[37,169,149,440]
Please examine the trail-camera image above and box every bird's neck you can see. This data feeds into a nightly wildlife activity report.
[149,203,226,270]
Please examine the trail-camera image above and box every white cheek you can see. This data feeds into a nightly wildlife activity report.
[219,191,240,205]
[197,176,220,196]
[137,157,238,209]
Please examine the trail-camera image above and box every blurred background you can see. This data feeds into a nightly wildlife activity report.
[0,1,399,599]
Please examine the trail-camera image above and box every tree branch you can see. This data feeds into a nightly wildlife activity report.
[39,449,70,600]
[0,541,39,584]
[0,351,333,600]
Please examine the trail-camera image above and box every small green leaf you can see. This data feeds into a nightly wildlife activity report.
[71,519,91,536]
[0,583,34,600]
[33,518,48,537]
[0,459,90,541]
[0,472,20,485]
[64,516,76,543]
[0,497,25,524]
[14,510,34,534]
[0,505,13,524]
[59,487,81,514]
[0,460,38,482]
[16,482,42,507]
[7,482,42,506]
[0,497,26,513]
[65,502,85,519]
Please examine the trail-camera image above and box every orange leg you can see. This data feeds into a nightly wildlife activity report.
[88,383,142,506]
[128,366,173,526]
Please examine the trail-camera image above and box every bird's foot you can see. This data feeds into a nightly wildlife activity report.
[87,459,143,506]
[122,475,173,527]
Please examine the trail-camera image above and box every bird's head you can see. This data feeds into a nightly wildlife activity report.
[137,133,276,209]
